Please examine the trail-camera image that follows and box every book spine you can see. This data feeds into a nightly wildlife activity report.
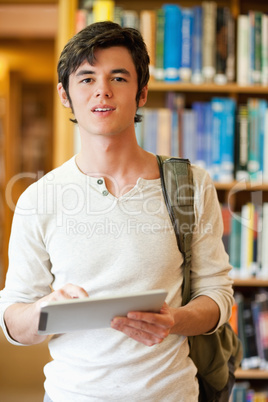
[248,11,255,84]
[121,10,139,29]
[157,108,171,156]
[202,1,217,82]
[179,8,193,83]
[155,8,165,81]
[247,98,260,180]
[219,98,236,182]
[237,15,250,85]
[235,105,249,181]
[226,11,235,82]
[261,14,268,85]
[181,109,197,161]
[215,7,228,84]
[253,11,263,84]
[163,4,182,81]
[93,0,114,22]
[192,102,206,168]
[211,98,224,181]
[140,10,156,78]
[191,6,203,84]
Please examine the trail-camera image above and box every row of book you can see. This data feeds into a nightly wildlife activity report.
[222,203,268,280]
[237,12,268,86]
[230,291,268,371]
[230,382,268,402]
[76,0,235,83]
[76,1,268,86]
[135,93,268,183]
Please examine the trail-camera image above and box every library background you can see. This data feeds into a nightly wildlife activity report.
[1,0,268,401]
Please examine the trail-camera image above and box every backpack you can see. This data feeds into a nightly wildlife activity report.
[156,155,243,402]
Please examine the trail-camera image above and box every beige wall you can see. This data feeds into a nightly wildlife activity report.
[0,329,50,402]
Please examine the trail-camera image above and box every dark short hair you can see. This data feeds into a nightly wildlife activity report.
[57,21,150,123]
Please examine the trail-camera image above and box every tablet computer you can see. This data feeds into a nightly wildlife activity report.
[38,289,168,335]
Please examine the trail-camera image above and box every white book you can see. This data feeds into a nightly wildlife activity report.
[261,203,268,278]
[263,109,268,183]
[157,108,171,156]
[262,14,268,85]
[237,15,249,85]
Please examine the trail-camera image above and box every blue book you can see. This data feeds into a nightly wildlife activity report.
[258,99,267,176]
[179,8,193,82]
[182,109,197,161]
[204,102,213,176]
[229,215,242,275]
[191,6,203,84]
[163,4,182,81]
[142,109,158,154]
[220,98,236,182]
[211,98,224,181]
[211,97,236,182]
[247,98,260,180]
[192,102,207,168]
[170,110,179,156]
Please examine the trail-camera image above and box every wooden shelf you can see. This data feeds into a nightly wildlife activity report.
[233,278,268,287]
[214,182,268,191]
[235,368,268,380]
[148,80,268,94]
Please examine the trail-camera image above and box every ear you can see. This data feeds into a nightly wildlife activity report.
[57,82,71,108]
[138,85,148,108]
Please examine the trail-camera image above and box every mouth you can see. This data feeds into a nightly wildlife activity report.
[92,106,115,112]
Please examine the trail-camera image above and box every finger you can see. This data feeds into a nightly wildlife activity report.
[111,317,170,342]
[111,320,164,346]
[127,310,174,329]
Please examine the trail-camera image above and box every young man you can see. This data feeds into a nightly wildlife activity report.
[0,22,233,401]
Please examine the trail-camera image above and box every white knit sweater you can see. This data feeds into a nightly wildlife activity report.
[0,156,233,401]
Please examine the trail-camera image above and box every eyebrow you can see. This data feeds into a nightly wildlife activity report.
[75,68,131,77]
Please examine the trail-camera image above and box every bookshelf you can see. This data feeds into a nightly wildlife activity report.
[1,0,268,397]
[58,0,268,396]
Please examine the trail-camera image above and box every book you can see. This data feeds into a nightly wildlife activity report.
[221,204,231,254]
[237,15,250,85]
[140,10,156,78]
[235,105,249,181]
[226,12,235,82]
[262,13,268,85]
[261,203,268,279]
[191,6,203,84]
[121,10,140,29]
[142,108,158,154]
[155,8,165,81]
[253,291,268,363]
[192,102,207,168]
[93,0,114,22]
[179,8,193,83]
[211,97,235,182]
[181,109,196,162]
[157,108,171,155]
[253,11,263,84]
[215,7,229,84]
[202,1,217,82]
[163,4,182,81]
[229,214,242,276]
[247,99,261,180]
[219,98,236,182]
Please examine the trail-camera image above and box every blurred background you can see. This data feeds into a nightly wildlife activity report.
[0,1,76,400]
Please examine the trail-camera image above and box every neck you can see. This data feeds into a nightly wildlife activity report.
[75,126,159,197]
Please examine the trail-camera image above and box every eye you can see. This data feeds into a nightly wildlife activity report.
[113,77,127,82]
[81,78,93,84]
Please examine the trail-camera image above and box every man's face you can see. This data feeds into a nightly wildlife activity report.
[58,46,147,139]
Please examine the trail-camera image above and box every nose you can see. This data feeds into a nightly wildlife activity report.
[94,82,112,99]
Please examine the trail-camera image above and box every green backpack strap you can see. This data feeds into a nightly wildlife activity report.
[156,155,195,306]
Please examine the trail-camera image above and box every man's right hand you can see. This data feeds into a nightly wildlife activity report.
[4,283,88,345]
